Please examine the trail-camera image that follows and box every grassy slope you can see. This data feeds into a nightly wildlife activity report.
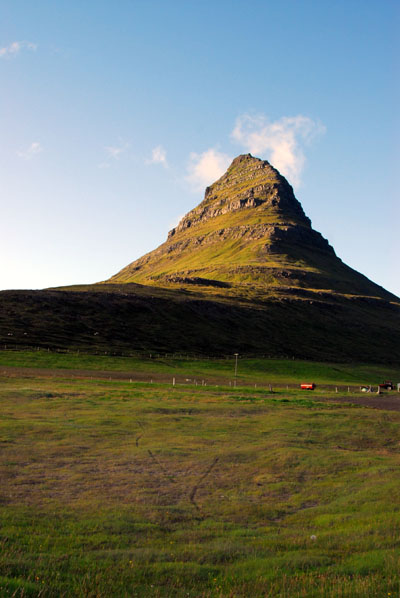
[0,374,399,597]
[0,350,399,385]
[1,288,399,364]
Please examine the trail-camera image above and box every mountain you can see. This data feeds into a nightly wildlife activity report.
[107,154,395,302]
[1,154,399,362]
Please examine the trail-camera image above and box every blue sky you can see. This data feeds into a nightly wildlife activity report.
[1,0,399,296]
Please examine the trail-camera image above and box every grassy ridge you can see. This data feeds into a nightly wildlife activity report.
[0,350,399,385]
[1,287,399,364]
[0,374,399,596]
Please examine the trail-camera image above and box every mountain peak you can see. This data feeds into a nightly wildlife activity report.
[169,153,308,239]
[230,152,262,164]
[225,152,274,175]
[213,152,277,187]
[229,152,268,166]
[106,155,395,302]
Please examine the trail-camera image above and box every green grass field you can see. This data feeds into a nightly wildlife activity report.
[0,350,398,386]
[1,356,400,597]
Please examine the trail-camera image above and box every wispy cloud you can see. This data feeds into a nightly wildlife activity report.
[98,140,130,168]
[186,148,232,191]
[104,142,129,160]
[17,142,43,159]
[231,113,325,186]
[0,41,37,58]
[146,145,168,167]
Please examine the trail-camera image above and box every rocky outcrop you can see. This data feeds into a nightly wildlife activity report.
[160,275,231,288]
[168,155,310,238]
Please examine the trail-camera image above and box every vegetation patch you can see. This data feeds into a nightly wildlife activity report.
[0,368,399,596]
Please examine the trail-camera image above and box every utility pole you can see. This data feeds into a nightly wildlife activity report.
[234,353,239,387]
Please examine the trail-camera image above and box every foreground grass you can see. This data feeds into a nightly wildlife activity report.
[0,349,398,386]
[0,373,399,597]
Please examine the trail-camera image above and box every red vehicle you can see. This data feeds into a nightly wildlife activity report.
[379,381,393,390]
[300,383,315,390]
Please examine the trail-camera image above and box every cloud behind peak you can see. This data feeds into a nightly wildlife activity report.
[231,113,326,187]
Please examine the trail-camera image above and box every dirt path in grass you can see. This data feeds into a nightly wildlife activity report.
[1,365,400,411]
[0,365,169,383]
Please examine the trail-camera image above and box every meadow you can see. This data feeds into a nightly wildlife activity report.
[0,349,399,387]
[0,354,399,597]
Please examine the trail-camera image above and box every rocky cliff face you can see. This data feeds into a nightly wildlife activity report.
[169,154,312,236]
[106,154,395,301]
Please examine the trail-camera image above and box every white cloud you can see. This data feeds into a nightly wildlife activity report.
[0,41,37,58]
[17,142,43,159]
[231,114,325,186]
[98,140,130,168]
[186,148,232,191]
[104,142,129,160]
[146,145,168,167]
